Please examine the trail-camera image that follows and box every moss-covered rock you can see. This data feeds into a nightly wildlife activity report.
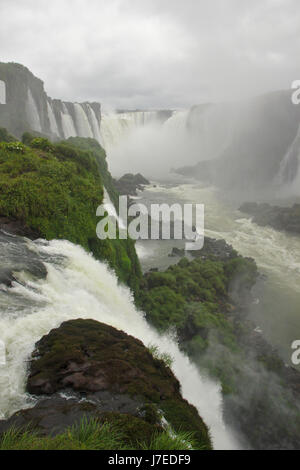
[26,319,212,449]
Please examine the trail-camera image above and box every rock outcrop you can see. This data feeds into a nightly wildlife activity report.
[240,202,300,235]
[0,319,212,449]
[113,173,150,196]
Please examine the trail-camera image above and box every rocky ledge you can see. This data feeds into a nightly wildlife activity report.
[0,215,40,239]
[0,319,211,449]
[113,173,150,196]
[240,202,300,235]
[169,237,239,261]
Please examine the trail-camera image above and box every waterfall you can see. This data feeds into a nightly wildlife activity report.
[100,112,140,150]
[0,80,6,105]
[87,104,102,144]
[61,104,77,139]
[277,121,300,186]
[25,89,42,133]
[48,101,102,143]
[100,111,170,151]
[74,103,94,138]
[99,106,239,178]
[99,109,207,177]
[163,110,188,133]
[47,101,59,137]
[0,233,239,449]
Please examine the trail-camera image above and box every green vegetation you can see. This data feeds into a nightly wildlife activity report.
[137,256,256,333]
[148,343,174,368]
[137,254,258,394]
[0,132,141,292]
[0,127,16,143]
[139,431,198,451]
[0,417,199,450]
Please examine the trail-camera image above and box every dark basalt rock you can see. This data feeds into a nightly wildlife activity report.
[0,396,160,443]
[240,202,300,235]
[0,216,40,240]
[113,173,150,196]
[0,230,47,288]
[0,268,15,287]
[192,237,238,260]
[168,237,239,260]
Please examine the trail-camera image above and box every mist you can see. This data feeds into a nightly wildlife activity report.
[102,90,300,199]
[196,331,300,450]
[103,113,197,179]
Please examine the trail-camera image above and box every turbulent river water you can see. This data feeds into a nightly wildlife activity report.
[136,182,300,367]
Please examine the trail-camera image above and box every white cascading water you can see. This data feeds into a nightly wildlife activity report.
[0,236,238,450]
[87,104,102,144]
[74,103,94,138]
[99,106,240,178]
[163,110,188,133]
[61,104,77,139]
[100,111,166,151]
[0,80,6,105]
[277,121,300,192]
[47,101,59,137]
[100,113,139,150]
[100,109,203,177]
[25,89,42,133]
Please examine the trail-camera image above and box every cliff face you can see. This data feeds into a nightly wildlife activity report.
[0,63,102,142]
[176,90,300,192]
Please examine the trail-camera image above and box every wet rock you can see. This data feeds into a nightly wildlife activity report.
[168,247,185,257]
[0,230,47,286]
[113,173,150,196]
[0,395,158,440]
[240,202,300,235]
[191,236,238,261]
[0,216,40,240]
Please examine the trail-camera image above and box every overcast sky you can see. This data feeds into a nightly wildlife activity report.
[1,0,300,109]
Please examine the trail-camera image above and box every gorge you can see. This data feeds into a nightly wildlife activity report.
[1,62,300,450]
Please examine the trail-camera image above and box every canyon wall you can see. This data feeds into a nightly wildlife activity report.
[0,62,102,142]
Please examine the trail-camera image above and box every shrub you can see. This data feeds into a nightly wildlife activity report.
[0,417,204,450]
[30,138,55,153]
[148,343,174,368]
